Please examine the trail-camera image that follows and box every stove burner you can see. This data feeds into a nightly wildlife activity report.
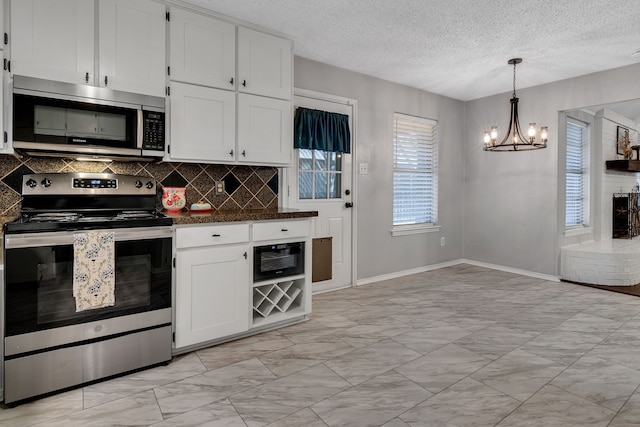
[114,211,157,220]
[25,211,159,223]
[29,213,81,222]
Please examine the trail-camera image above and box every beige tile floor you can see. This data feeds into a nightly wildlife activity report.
[3,264,640,426]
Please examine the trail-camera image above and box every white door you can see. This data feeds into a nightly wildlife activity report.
[286,90,355,293]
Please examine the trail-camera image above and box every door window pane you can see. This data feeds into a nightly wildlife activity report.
[299,149,313,170]
[315,173,328,199]
[299,172,313,199]
[314,151,327,171]
[329,152,342,171]
[329,173,341,198]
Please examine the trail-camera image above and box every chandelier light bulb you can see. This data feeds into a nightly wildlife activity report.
[484,131,491,144]
[540,126,548,143]
[490,126,498,140]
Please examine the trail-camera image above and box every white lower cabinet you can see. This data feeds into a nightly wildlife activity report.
[174,243,250,349]
[173,219,311,352]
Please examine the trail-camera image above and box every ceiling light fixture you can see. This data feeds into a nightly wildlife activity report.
[483,58,548,151]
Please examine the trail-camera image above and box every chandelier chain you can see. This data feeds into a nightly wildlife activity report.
[512,62,517,98]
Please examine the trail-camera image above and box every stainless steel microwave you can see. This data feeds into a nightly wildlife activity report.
[12,75,165,161]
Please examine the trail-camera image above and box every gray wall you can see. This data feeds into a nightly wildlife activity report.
[296,56,640,280]
[294,56,466,280]
[464,63,640,276]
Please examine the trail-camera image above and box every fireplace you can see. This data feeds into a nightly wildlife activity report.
[612,192,640,238]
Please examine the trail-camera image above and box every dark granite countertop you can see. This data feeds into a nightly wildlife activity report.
[168,208,318,225]
[0,210,318,230]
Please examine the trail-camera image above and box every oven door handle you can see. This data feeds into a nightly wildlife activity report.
[5,226,173,249]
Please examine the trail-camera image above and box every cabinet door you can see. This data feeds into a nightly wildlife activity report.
[168,81,236,162]
[11,0,94,85]
[175,245,249,349]
[238,93,292,165]
[98,0,166,97]
[169,8,235,90]
[238,27,292,100]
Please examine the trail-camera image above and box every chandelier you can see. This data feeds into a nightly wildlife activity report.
[483,58,548,151]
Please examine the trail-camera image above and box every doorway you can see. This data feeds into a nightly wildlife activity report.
[285,89,356,293]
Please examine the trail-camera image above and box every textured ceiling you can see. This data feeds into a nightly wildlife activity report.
[179,0,640,101]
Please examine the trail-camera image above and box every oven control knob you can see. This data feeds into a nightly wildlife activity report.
[145,181,154,189]
[26,178,37,188]
[41,178,52,188]
[134,180,143,188]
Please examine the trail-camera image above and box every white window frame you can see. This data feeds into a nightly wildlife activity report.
[565,116,591,233]
[391,113,440,236]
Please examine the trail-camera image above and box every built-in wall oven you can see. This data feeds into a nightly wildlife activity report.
[254,242,305,282]
[2,173,172,404]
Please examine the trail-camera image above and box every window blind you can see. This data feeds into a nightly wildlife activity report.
[393,114,438,225]
[565,119,587,227]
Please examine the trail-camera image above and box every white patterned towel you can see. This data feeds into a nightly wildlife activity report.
[73,231,116,312]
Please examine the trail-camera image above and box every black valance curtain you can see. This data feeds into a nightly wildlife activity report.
[294,107,351,154]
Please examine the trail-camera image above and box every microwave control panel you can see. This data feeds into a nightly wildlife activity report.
[142,111,165,151]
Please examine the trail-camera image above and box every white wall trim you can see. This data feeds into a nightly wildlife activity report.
[356,258,560,286]
[460,259,560,282]
[356,259,463,286]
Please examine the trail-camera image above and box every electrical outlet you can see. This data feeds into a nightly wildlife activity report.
[215,181,225,194]
[440,237,445,246]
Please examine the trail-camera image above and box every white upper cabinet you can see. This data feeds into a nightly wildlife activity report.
[10,0,95,85]
[10,0,165,97]
[238,93,292,165]
[238,27,292,100]
[169,81,236,162]
[169,7,235,90]
[98,0,166,97]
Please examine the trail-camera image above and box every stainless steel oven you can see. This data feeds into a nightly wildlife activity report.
[2,173,173,404]
[254,242,305,282]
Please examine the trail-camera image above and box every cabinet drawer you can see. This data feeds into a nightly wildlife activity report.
[176,223,249,249]
[252,220,310,242]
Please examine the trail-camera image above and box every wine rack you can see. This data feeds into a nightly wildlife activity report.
[252,278,304,326]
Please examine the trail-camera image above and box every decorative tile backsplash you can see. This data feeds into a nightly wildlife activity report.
[0,155,279,216]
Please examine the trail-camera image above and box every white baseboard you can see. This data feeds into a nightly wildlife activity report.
[460,259,560,282]
[356,258,560,287]
[356,259,463,286]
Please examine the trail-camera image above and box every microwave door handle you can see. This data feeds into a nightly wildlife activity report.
[136,109,143,149]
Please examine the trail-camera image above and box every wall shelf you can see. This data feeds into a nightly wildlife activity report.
[606,160,640,172]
